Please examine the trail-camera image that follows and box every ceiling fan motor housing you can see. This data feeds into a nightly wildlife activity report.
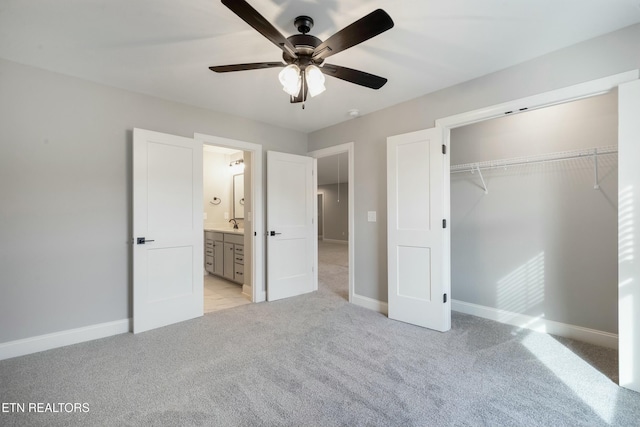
[283,34,323,68]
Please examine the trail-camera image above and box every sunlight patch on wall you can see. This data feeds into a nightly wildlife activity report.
[619,186,636,388]
[619,186,634,263]
[497,252,545,316]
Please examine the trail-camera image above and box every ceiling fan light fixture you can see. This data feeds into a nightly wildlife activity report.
[279,64,302,96]
[305,65,326,97]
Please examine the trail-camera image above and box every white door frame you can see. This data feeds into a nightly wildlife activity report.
[434,69,640,392]
[194,133,265,303]
[308,142,355,303]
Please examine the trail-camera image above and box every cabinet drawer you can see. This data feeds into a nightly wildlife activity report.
[212,232,224,241]
[205,248,214,257]
[234,253,244,265]
[205,239,214,248]
[234,245,244,255]
[234,263,244,281]
[224,233,244,245]
[205,256,214,273]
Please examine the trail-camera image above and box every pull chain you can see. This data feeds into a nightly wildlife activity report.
[302,74,306,109]
[337,155,340,203]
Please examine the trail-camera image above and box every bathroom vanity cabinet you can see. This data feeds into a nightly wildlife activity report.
[205,230,244,284]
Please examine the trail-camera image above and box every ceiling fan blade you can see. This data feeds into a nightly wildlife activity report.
[312,9,394,61]
[321,64,387,89]
[209,62,285,73]
[222,0,297,57]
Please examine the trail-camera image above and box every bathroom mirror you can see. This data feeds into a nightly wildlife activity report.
[233,174,244,219]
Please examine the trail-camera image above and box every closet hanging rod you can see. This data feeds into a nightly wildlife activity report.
[450,145,617,174]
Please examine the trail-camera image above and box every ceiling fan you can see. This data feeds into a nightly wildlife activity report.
[209,0,394,106]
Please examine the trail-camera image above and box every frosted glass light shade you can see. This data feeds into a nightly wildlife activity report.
[278,64,301,96]
[305,65,326,97]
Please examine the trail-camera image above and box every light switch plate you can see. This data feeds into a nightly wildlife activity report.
[203,212,208,220]
[368,211,377,222]
[224,212,229,220]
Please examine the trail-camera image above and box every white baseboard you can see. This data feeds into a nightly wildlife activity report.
[242,284,252,299]
[452,299,618,349]
[0,318,131,361]
[322,238,348,245]
[352,293,388,315]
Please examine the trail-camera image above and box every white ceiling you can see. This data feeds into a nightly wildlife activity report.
[1,0,639,133]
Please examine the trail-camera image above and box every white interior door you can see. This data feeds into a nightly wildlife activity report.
[133,128,203,333]
[387,128,450,331]
[267,151,316,301]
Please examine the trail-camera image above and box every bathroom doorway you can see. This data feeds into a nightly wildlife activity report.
[202,145,252,312]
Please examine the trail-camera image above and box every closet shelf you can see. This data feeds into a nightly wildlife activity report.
[450,145,617,173]
[450,145,618,193]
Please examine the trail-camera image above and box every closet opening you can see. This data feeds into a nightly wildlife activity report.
[449,90,619,383]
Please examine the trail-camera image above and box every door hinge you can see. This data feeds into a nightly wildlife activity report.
[442,219,447,228]
[442,144,446,155]
[443,293,447,303]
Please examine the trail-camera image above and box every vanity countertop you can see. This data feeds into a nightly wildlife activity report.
[205,228,244,235]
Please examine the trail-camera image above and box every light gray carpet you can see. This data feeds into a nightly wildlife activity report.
[1,243,639,426]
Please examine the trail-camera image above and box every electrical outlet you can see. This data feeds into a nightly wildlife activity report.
[224,212,229,220]
[203,212,208,220]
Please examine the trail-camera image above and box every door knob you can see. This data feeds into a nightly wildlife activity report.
[269,231,282,236]
[136,237,155,244]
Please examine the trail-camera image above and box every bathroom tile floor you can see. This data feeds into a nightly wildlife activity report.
[203,274,251,313]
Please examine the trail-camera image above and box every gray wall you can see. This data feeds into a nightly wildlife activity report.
[308,23,640,303]
[450,93,618,333]
[0,58,306,343]
[318,183,349,241]
[203,150,233,229]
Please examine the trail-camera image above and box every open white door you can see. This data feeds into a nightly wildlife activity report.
[266,151,316,301]
[133,128,203,333]
[387,128,450,331]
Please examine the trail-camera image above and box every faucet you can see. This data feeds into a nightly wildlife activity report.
[229,218,239,230]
